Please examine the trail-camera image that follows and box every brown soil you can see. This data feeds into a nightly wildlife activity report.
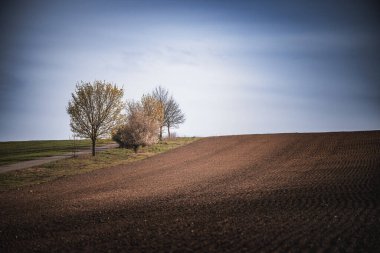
[1,131,379,252]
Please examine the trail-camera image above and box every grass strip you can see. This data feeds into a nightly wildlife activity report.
[0,137,199,191]
[0,139,114,166]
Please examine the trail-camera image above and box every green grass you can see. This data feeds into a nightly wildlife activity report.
[0,137,200,191]
[0,139,114,166]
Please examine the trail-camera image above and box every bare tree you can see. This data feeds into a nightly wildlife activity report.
[67,80,124,156]
[165,96,185,138]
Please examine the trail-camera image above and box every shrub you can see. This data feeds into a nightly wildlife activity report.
[112,105,159,152]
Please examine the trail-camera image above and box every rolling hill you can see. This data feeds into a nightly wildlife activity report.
[1,131,379,252]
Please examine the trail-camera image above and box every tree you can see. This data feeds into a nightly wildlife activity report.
[152,86,169,141]
[152,86,185,140]
[141,94,164,124]
[67,80,124,156]
[165,96,185,138]
[112,99,160,152]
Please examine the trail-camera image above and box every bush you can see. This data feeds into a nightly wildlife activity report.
[112,109,159,152]
[111,125,129,148]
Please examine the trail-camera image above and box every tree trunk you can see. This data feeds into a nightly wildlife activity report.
[159,126,163,141]
[91,138,96,156]
[167,126,170,139]
[133,145,140,153]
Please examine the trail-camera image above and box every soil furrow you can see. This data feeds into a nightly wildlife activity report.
[1,131,379,252]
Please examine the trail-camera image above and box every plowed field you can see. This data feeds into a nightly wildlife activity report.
[1,131,379,252]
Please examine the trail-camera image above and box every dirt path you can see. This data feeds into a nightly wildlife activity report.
[0,132,379,252]
[0,144,118,173]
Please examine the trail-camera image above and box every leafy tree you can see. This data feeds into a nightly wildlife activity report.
[141,94,164,124]
[152,86,169,140]
[67,80,124,156]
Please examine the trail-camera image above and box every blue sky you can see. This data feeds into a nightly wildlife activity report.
[0,0,379,141]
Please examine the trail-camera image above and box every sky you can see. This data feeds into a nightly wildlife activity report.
[0,0,379,141]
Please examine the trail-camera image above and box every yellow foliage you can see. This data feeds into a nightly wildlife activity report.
[141,94,164,124]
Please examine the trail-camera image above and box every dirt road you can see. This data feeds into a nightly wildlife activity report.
[1,132,379,252]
